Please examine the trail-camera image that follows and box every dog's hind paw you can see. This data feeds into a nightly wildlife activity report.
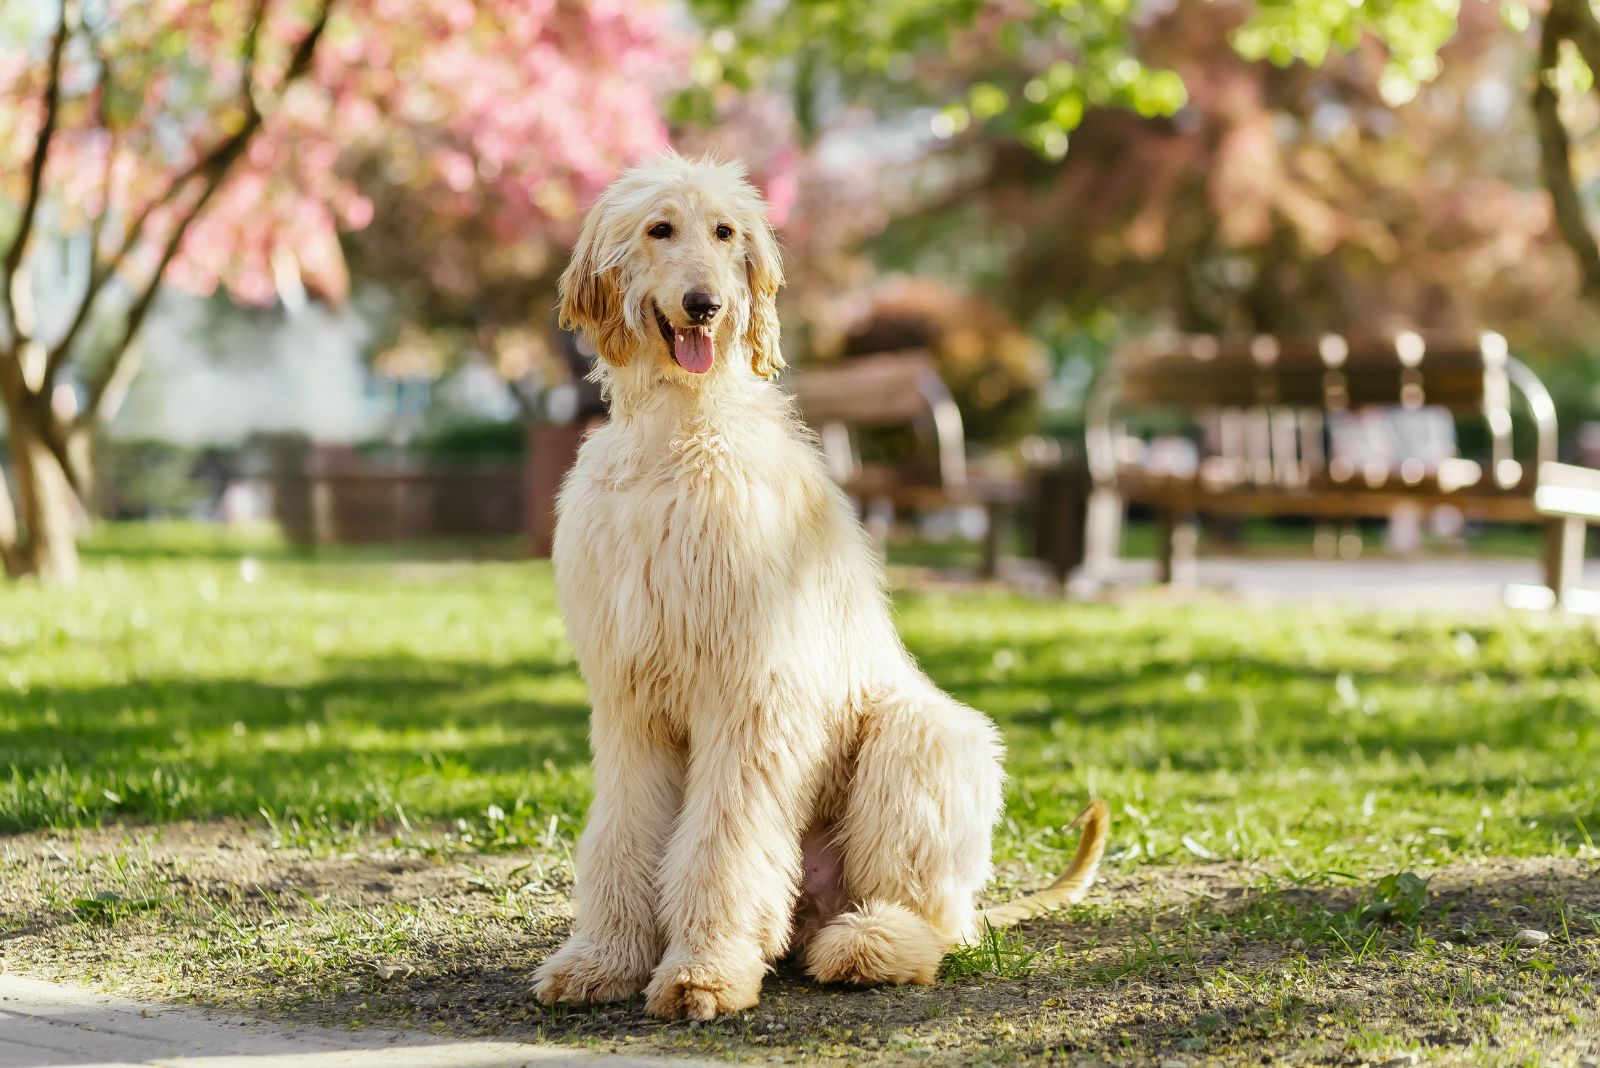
[805,900,945,986]
[532,938,650,1005]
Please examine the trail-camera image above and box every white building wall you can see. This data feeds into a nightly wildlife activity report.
[110,294,385,446]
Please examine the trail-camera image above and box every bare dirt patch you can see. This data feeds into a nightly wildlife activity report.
[2,823,1596,1066]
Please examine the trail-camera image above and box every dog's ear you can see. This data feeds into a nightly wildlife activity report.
[559,207,633,368]
[743,212,785,380]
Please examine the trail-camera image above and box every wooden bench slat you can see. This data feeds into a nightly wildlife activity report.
[789,350,946,426]
[1535,462,1600,520]
[1122,331,1499,367]
[1115,479,1544,521]
[1117,352,1495,413]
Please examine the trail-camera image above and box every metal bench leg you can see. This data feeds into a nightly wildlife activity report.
[1312,522,1337,559]
[864,496,893,554]
[1157,511,1198,587]
[1084,487,1123,574]
[1543,516,1586,606]
[980,500,1008,579]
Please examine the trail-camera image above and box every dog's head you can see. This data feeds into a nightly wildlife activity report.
[558,153,785,386]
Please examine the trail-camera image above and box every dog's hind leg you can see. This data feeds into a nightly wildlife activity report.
[805,685,1004,986]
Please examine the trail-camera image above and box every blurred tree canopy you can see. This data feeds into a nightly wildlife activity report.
[684,0,1456,152]
[876,3,1565,335]
[0,0,674,582]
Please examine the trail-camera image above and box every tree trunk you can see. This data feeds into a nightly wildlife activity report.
[0,456,20,576]
[3,394,80,583]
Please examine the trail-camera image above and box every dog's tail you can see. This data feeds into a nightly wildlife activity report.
[978,799,1109,930]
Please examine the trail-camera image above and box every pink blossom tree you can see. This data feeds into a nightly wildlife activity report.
[0,0,673,583]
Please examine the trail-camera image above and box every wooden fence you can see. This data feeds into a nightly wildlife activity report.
[272,444,524,546]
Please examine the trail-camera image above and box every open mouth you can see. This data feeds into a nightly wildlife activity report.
[653,304,715,374]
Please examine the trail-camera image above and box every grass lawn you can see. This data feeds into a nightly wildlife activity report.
[1,523,1597,1065]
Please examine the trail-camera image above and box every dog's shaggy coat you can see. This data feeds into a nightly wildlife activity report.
[532,154,1105,1021]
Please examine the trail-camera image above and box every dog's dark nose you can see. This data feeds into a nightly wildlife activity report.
[683,290,722,325]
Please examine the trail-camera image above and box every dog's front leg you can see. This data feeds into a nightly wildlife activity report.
[644,718,818,1020]
[534,705,683,1005]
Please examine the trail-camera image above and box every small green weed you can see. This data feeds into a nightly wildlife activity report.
[943,921,1051,980]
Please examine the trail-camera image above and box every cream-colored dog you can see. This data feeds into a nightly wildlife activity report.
[532,153,1106,1021]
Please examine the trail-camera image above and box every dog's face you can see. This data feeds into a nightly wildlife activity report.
[633,193,747,376]
[559,154,785,384]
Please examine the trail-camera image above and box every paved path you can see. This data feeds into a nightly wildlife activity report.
[0,974,706,1068]
[1079,555,1599,613]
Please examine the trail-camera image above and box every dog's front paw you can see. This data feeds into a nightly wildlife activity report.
[533,936,651,1005]
[643,951,765,1020]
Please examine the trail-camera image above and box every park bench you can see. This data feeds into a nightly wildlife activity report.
[1084,331,1600,607]
[787,350,1021,576]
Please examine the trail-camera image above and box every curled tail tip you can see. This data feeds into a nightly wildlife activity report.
[1049,797,1110,896]
[978,798,1111,930]
[1072,798,1110,831]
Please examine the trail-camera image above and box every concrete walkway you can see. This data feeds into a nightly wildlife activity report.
[1080,555,1599,613]
[0,974,706,1068]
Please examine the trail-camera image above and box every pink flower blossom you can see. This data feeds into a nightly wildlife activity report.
[2,0,683,304]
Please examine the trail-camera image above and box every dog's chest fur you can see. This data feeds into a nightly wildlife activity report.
[553,394,834,722]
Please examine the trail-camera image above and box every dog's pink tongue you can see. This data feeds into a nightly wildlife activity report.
[674,327,714,374]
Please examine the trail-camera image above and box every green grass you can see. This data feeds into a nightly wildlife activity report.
[3,529,589,846]
[3,521,1597,876]
[2,521,1596,1065]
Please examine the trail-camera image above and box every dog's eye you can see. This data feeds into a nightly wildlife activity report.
[715,223,734,241]
[647,222,673,239]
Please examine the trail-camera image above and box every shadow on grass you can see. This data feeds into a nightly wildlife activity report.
[1,654,592,833]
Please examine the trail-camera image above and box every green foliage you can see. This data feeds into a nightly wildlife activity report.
[942,920,1050,980]
[93,441,216,518]
[408,420,527,461]
[1365,870,1431,925]
[1233,0,1459,105]
[71,890,162,926]
[684,0,1464,156]
[681,0,1189,156]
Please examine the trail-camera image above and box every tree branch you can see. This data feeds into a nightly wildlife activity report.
[34,391,88,496]
[45,0,277,389]
[43,24,118,383]
[1556,0,1600,74]
[1534,0,1600,298]
[0,344,84,498]
[84,15,118,261]
[0,466,22,576]
[1,1,70,349]
[78,0,335,428]
[0,356,31,571]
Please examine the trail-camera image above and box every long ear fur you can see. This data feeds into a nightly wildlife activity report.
[558,206,632,368]
[743,207,785,380]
